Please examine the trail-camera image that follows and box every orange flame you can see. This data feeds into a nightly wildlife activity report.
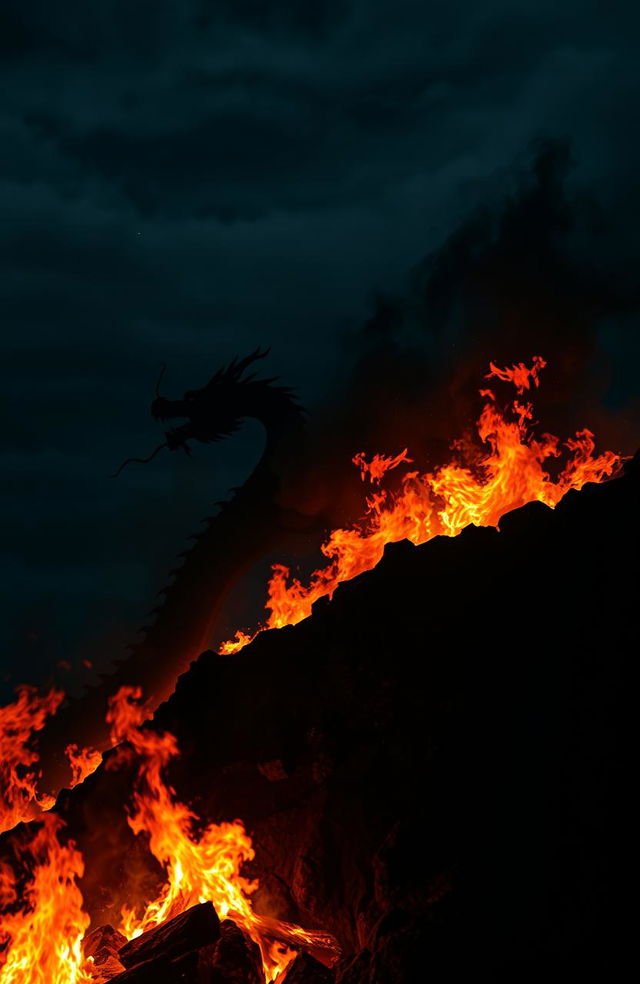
[218,630,255,656]
[109,688,338,981]
[64,745,103,788]
[486,354,546,392]
[221,357,621,650]
[352,447,413,484]
[0,357,624,983]
[62,683,152,789]
[0,687,65,835]
[0,815,92,984]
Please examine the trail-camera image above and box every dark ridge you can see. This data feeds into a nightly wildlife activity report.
[3,454,637,980]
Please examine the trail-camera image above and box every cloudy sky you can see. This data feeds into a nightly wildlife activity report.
[2,1,639,692]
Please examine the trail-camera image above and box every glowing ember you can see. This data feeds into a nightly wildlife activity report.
[0,687,64,835]
[109,687,338,981]
[0,815,92,984]
[221,357,621,651]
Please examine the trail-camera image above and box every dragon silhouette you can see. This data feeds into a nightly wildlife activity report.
[39,349,319,790]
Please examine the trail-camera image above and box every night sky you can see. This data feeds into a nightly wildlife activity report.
[2,1,639,694]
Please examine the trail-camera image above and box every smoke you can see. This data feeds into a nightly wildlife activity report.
[322,139,639,462]
[271,138,640,552]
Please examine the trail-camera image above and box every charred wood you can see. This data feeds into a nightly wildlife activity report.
[118,903,220,970]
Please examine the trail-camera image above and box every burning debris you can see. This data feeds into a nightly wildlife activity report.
[83,904,332,984]
[0,357,632,982]
[0,685,339,983]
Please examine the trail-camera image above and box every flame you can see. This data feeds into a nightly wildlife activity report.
[65,745,103,788]
[221,357,621,650]
[0,689,337,983]
[109,688,338,981]
[0,687,65,835]
[63,682,151,788]
[0,357,624,983]
[486,354,546,392]
[352,447,413,484]
[218,630,254,656]
[0,815,92,984]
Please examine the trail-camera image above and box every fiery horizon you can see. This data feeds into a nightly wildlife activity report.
[219,356,621,654]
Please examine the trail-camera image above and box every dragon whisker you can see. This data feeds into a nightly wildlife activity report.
[111,442,168,478]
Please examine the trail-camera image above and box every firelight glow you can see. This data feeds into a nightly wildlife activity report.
[0,358,623,984]
[219,357,621,653]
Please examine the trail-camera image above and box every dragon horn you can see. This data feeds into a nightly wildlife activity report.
[155,363,167,398]
[230,347,270,380]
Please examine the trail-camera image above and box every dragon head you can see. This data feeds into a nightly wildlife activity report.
[113,348,301,476]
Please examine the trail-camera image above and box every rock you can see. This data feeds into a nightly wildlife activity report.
[118,902,220,969]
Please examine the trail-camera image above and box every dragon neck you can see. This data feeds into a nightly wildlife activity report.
[125,400,305,698]
[38,373,310,791]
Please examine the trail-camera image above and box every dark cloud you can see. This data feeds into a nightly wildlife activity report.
[330,140,640,464]
[1,1,639,692]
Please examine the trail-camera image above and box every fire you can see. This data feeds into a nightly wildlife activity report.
[0,815,92,984]
[0,357,623,983]
[218,630,254,655]
[0,687,64,835]
[65,746,103,788]
[109,687,338,981]
[352,447,413,484]
[0,688,337,983]
[486,354,546,392]
[221,357,621,650]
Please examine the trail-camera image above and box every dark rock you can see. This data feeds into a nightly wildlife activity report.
[210,919,263,984]
[372,821,453,912]
[2,461,636,978]
[119,902,220,970]
[283,952,334,984]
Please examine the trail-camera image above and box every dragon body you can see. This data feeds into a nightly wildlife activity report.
[39,351,316,790]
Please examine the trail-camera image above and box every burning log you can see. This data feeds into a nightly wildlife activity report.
[210,919,263,983]
[118,902,220,970]
[282,952,334,984]
[83,924,127,982]
[104,956,174,984]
